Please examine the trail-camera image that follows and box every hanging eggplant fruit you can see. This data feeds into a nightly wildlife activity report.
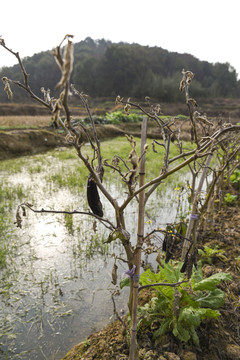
[87,176,103,217]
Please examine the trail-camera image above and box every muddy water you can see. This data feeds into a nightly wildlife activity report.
[0,148,190,359]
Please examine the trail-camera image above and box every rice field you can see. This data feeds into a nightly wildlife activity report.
[0,142,192,359]
[0,115,53,129]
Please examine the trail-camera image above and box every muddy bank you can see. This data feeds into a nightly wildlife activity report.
[0,122,166,160]
[0,125,127,160]
[0,129,67,160]
[2,113,238,160]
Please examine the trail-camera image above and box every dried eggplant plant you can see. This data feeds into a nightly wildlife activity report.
[1,36,240,360]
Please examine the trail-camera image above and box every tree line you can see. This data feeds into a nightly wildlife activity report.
[0,36,239,103]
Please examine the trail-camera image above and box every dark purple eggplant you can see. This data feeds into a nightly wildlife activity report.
[87,177,103,217]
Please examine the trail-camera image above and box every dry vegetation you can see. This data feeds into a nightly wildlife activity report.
[0,115,52,128]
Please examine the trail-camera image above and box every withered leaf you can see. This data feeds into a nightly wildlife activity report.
[112,263,118,285]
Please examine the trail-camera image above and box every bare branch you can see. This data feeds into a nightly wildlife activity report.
[139,279,189,292]
[144,228,193,244]
[179,69,199,146]
[21,202,116,230]
[71,85,104,179]
[0,41,52,109]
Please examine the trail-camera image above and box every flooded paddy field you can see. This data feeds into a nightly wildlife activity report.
[0,144,191,359]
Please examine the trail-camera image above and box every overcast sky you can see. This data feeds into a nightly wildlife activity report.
[1,0,239,78]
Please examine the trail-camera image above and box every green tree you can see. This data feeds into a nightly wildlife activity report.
[73,56,98,96]
[0,37,239,102]
[212,62,237,97]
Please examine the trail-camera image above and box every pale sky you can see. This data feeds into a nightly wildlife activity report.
[1,0,239,78]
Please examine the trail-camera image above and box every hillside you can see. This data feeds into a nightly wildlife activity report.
[0,37,239,103]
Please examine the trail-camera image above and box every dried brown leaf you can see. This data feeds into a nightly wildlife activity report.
[112,263,118,285]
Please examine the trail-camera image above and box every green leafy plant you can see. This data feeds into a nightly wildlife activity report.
[81,115,107,125]
[105,111,142,124]
[198,245,227,264]
[137,260,231,346]
[224,192,238,205]
[230,168,240,186]
[81,111,143,125]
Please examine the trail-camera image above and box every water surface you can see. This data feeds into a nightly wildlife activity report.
[0,148,190,359]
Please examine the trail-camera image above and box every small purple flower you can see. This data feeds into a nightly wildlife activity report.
[190,214,199,221]
[125,265,136,279]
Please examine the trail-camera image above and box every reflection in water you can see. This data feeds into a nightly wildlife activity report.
[0,149,190,359]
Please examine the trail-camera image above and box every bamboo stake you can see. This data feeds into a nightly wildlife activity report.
[181,153,213,260]
[129,117,147,360]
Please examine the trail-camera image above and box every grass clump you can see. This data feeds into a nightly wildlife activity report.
[48,165,89,190]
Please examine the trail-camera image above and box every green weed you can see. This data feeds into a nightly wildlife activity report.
[28,164,42,174]
[0,182,26,204]
[64,213,74,235]
[198,246,226,264]
[101,137,194,181]
[0,158,25,173]
[0,204,15,269]
[224,192,238,205]
[230,168,240,187]
[105,111,143,124]
[48,164,89,190]
[85,234,109,259]
[55,150,77,161]
[134,260,231,346]
[0,243,7,268]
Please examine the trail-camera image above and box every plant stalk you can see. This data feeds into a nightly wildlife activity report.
[129,117,147,360]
